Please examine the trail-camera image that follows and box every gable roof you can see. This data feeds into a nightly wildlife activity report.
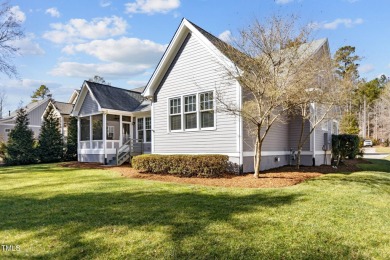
[0,97,51,122]
[86,81,144,112]
[143,18,237,98]
[53,101,74,115]
[72,81,147,116]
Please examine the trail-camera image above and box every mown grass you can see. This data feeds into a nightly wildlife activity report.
[0,161,389,259]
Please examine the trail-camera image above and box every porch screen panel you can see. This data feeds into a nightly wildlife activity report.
[80,117,90,141]
[106,115,120,140]
[92,114,103,140]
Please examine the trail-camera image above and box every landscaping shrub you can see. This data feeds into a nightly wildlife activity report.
[332,134,360,165]
[132,154,229,177]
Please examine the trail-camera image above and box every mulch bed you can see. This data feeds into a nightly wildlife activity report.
[59,158,367,188]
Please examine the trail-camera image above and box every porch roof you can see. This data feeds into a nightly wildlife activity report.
[87,81,144,112]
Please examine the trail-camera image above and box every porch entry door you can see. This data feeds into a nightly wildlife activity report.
[122,123,132,143]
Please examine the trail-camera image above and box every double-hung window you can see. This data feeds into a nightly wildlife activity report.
[168,91,215,131]
[200,91,214,128]
[137,118,144,141]
[184,95,197,129]
[145,117,151,142]
[169,97,181,131]
[137,117,151,142]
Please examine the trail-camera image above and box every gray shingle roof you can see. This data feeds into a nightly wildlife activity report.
[133,99,151,112]
[53,101,74,115]
[130,86,146,93]
[86,81,144,112]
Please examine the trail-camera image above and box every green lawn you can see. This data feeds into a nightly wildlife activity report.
[0,161,389,259]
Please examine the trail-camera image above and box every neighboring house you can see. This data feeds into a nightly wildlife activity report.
[0,91,79,143]
[42,90,79,139]
[74,18,338,172]
[0,98,51,142]
[71,81,151,165]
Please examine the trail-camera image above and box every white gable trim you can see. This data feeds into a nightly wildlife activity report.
[143,18,236,98]
[71,81,102,116]
[41,100,61,120]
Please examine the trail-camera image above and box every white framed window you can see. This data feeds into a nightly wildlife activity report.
[107,126,114,140]
[332,120,339,135]
[184,94,197,129]
[168,91,215,132]
[321,120,328,131]
[137,118,144,142]
[137,117,151,143]
[200,91,214,129]
[145,117,151,142]
[169,97,182,131]
[4,128,11,134]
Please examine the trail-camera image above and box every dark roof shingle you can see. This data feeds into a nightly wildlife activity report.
[86,81,144,112]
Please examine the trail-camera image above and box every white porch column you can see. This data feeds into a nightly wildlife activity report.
[89,115,93,149]
[119,115,123,146]
[77,117,81,155]
[103,113,107,163]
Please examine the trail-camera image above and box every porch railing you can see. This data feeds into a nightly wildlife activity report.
[115,138,144,166]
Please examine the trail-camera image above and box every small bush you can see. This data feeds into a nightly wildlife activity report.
[332,134,360,165]
[132,154,229,177]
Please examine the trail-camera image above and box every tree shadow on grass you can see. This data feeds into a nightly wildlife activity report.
[0,188,367,259]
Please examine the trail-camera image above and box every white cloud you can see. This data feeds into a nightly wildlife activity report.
[12,33,45,55]
[125,0,180,14]
[62,37,166,65]
[359,64,374,74]
[10,6,26,23]
[127,80,147,88]
[100,0,112,7]
[49,62,150,78]
[45,7,60,18]
[310,18,363,30]
[218,30,232,43]
[42,16,127,44]
[275,0,294,4]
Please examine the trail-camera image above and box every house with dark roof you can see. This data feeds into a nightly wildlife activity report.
[71,81,151,164]
[0,90,78,143]
[73,18,338,172]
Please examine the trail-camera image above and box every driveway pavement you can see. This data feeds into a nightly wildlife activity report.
[362,147,390,159]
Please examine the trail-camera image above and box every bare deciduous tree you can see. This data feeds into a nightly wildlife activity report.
[0,2,24,78]
[215,15,337,177]
[290,49,343,168]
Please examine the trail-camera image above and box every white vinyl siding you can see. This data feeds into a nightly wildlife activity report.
[153,32,238,154]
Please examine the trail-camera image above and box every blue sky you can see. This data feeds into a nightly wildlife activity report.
[2,0,389,113]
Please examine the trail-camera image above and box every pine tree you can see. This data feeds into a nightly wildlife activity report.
[5,108,36,165]
[37,104,63,163]
[65,116,78,161]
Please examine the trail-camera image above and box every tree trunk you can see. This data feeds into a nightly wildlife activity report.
[296,114,306,169]
[253,126,262,178]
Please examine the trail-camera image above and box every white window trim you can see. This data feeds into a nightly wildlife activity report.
[321,120,328,131]
[4,128,11,133]
[107,126,114,140]
[136,116,152,143]
[168,97,182,132]
[167,90,216,133]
